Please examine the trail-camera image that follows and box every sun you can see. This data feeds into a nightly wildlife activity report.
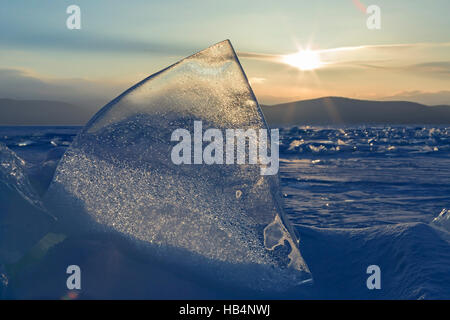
[282,49,322,71]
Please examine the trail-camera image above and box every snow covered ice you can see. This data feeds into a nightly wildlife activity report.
[44,40,312,292]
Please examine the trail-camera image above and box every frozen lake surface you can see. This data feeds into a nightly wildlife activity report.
[1,125,449,299]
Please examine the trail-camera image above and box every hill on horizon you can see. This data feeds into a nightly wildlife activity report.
[261,97,450,126]
[1,97,450,126]
[0,98,93,125]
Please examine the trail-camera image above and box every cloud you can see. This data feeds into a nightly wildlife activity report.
[382,90,450,106]
[332,60,450,76]
[1,29,195,56]
[409,61,450,74]
[238,42,450,59]
[0,68,130,110]
[238,42,450,74]
[248,77,266,85]
[318,42,450,53]
[237,51,280,62]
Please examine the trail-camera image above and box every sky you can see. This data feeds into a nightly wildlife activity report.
[0,0,449,110]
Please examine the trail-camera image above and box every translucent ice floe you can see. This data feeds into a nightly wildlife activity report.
[44,40,311,292]
[0,143,54,264]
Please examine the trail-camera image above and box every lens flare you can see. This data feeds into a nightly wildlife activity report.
[283,50,322,71]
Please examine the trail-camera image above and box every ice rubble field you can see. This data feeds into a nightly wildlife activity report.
[1,126,450,299]
[1,41,450,299]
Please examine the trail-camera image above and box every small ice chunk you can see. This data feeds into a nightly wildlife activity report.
[431,209,450,232]
[0,264,8,298]
[0,143,54,264]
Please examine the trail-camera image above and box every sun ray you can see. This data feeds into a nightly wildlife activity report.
[282,49,322,71]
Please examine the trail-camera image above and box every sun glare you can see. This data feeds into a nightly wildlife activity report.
[283,50,322,71]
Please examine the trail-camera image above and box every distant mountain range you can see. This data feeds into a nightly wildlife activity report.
[0,98,92,125]
[261,97,450,126]
[1,97,450,126]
